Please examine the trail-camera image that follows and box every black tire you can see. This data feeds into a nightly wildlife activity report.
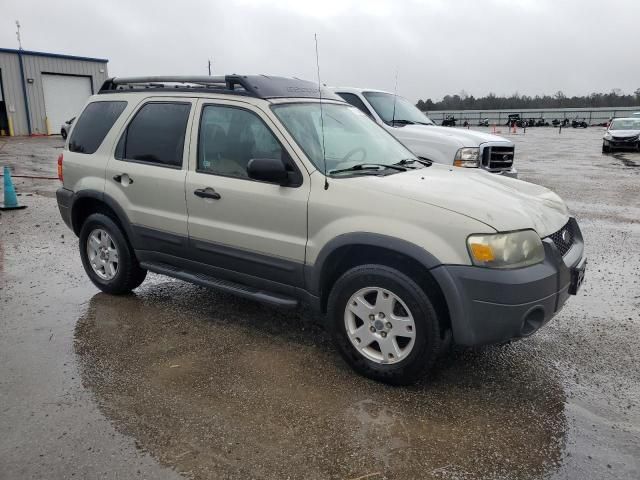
[61,129,67,139]
[79,213,147,294]
[602,143,610,153]
[327,265,441,385]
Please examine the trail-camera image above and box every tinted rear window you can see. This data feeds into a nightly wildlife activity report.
[69,101,127,154]
[116,102,190,168]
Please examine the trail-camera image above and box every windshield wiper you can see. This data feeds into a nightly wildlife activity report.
[389,119,416,125]
[329,163,407,175]
[394,158,433,168]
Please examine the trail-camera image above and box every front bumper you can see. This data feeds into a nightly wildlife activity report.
[431,218,585,346]
[491,166,518,178]
[603,138,639,149]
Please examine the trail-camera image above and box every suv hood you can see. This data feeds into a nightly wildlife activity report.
[351,166,568,236]
[392,124,513,147]
[607,129,640,137]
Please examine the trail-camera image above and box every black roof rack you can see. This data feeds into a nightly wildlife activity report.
[98,75,341,101]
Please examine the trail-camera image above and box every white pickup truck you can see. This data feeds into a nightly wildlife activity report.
[331,87,517,177]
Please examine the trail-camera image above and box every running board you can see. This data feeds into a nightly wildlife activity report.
[140,261,299,309]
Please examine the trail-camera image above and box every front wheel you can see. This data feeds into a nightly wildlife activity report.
[602,143,610,153]
[327,265,441,385]
[79,213,147,294]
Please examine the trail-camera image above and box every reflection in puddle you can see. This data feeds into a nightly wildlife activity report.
[75,281,566,479]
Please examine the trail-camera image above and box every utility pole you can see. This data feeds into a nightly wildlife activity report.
[208,59,212,76]
[16,19,31,134]
[16,20,23,50]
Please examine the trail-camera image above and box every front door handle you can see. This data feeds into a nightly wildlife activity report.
[113,174,134,185]
[194,187,221,200]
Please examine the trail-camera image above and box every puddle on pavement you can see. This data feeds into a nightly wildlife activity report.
[74,281,566,480]
[611,153,640,167]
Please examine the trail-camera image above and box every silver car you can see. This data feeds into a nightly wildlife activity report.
[60,117,75,139]
[602,117,640,152]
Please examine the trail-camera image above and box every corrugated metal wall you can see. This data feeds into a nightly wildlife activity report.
[0,51,108,136]
[0,51,26,135]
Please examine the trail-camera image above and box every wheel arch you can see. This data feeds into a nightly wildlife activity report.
[307,234,451,334]
[71,191,134,243]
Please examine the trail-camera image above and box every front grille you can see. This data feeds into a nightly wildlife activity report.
[482,146,514,171]
[547,220,575,256]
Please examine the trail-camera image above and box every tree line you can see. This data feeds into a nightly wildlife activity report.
[417,88,640,111]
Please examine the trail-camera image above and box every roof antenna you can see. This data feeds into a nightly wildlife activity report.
[314,33,329,190]
[391,70,398,126]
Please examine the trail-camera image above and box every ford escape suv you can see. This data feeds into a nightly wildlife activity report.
[331,87,517,177]
[56,75,586,384]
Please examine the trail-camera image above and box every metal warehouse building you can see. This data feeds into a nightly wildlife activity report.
[0,48,108,136]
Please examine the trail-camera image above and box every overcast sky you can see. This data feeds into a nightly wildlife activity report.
[2,0,638,102]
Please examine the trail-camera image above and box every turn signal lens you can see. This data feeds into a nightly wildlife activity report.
[469,243,495,262]
[454,148,480,168]
[57,153,63,182]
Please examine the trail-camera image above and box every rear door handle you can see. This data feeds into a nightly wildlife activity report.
[194,188,221,200]
[113,174,133,185]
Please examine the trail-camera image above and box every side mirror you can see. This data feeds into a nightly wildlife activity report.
[247,158,289,185]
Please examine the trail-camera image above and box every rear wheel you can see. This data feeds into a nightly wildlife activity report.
[328,265,441,385]
[79,213,147,294]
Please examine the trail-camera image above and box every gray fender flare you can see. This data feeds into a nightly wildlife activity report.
[304,232,442,296]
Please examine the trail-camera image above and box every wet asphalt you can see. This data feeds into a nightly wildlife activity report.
[0,128,639,479]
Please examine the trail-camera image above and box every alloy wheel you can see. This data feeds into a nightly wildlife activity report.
[344,287,416,364]
[86,228,119,280]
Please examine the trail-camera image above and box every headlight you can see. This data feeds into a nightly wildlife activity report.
[467,230,544,269]
[604,132,612,140]
[454,147,480,168]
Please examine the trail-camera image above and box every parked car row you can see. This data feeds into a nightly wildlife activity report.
[56,74,586,384]
[505,115,588,128]
[429,114,640,130]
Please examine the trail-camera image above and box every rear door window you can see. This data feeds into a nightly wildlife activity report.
[116,102,191,168]
[69,101,127,154]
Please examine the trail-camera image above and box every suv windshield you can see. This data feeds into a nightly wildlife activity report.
[609,118,640,130]
[272,103,418,174]
[363,92,434,125]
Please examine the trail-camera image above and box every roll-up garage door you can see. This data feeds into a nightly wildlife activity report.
[42,74,92,135]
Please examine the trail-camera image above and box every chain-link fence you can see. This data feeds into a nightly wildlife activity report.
[424,107,640,126]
